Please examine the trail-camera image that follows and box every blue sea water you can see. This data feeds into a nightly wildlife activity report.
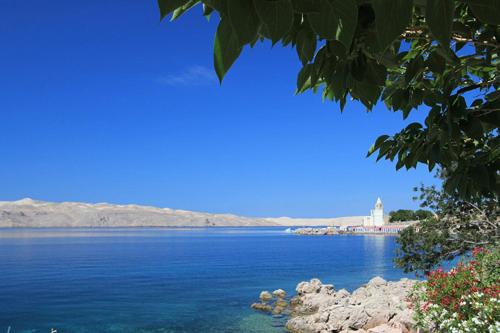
[0,228,414,333]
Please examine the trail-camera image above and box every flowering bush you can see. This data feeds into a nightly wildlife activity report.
[410,247,500,332]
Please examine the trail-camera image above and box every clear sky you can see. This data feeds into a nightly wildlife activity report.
[0,0,437,217]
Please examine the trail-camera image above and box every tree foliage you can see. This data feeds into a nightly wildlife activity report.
[160,0,500,199]
[389,208,433,222]
[395,183,499,274]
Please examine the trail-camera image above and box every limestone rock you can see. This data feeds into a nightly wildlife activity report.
[259,291,273,302]
[368,323,405,333]
[368,276,388,287]
[275,299,288,308]
[272,306,285,315]
[285,277,417,333]
[272,288,286,298]
[251,302,272,312]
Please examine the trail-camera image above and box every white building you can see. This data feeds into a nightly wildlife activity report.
[363,198,385,227]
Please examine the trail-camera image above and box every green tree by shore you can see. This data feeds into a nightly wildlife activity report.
[389,209,434,222]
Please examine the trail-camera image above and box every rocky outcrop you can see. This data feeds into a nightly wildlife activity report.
[286,277,416,333]
[251,277,417,333]
[293,227,339,236]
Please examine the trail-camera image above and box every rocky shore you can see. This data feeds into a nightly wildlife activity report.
[252,277,417,333]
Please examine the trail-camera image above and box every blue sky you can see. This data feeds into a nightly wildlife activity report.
[0,0,437,217]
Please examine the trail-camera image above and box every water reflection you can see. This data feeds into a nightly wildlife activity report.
[363,235,388,277]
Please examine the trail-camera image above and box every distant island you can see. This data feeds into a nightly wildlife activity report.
[0,198,367,228]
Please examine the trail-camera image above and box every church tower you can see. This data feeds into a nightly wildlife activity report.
[363,197,385,227]
[373,197,384,226]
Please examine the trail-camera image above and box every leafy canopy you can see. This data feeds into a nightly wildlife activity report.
[395,182,499,274]
[159,0,500,199]
[389,208,433,222]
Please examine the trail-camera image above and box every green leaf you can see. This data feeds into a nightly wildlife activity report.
[203,0,228,15]
[377,141,393,161]
[308,0,339,40]
[158,0,191,20]
[464,117,484,139]
[254,0,294,44]
[351,79,382,109]
[405,55,424,84]
[203,3,214,20]
[330,62,348,101]
[467,0,500,25]
[426,50,445,74]
[327,40,347,58]
[214,19,243,82]
[330,0,358,48]
[364,60,387,86]
[373,0,413,51]
[171,0,198,21]
[406,122,423,132]
[375,135,390,148]
[227,0,260,45]
[296,25,316,64]
[297,64,313,93]
[351,53,367,81]
[367,134,390,156]
[426,0,455,47]
[471,166,490,189]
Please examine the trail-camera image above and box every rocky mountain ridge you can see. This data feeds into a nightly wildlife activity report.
[0,198,276,227]
[0,198,368,228]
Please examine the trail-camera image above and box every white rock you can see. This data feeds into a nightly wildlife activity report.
[259,291,272,302]
[368,324,404,333]
[368,276,388,287]
[286,277,417,333]
[272,288,286,298]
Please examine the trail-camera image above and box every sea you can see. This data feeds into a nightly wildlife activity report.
[0,227,415,333]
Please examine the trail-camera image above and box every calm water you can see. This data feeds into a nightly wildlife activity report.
[0,228,413,333]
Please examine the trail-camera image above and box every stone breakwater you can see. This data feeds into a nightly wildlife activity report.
[252,277,417,333]
[293,227,339,235]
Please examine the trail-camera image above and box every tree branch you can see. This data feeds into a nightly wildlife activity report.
[455,79,498,95]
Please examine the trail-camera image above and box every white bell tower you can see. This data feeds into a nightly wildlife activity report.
[363,197,385,227]
[373,197,384,226]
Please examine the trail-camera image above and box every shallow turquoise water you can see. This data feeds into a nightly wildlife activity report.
[0,228,413,333]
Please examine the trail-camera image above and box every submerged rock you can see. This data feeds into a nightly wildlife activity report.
[259,291,273,302]
[272,289,287,298]
[251,302,273,312]
[252,289,291,316]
